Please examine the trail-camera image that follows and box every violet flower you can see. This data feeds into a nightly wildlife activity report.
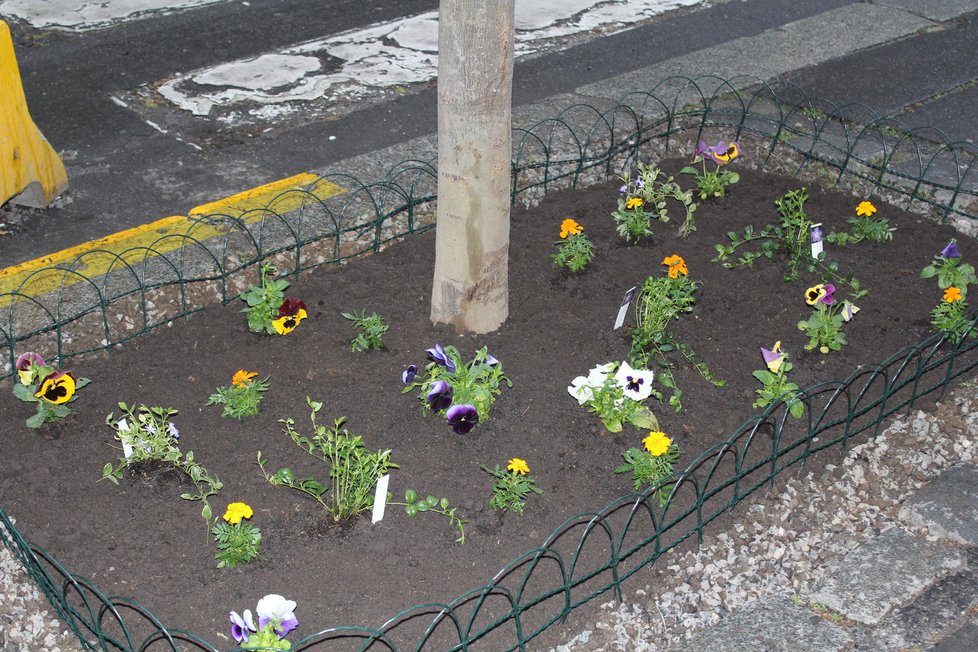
[941,240,961,259]
[256,594,298,637]
[167,422,180,440]
[760,342,784,373]
[402,364,418,384]
[693,140,709,161]
[446,404,479,434]
[15,352,44,385]
[425,344,456,373]
[426,380,454,412]
[819,283,836,305]
[229,609,256,643]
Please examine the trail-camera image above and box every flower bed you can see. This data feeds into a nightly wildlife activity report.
[2,147,977,649]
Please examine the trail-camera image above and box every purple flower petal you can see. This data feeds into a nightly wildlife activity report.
[819,283,836,305]
[446,404,479,434]
[693,140,709,160]
[941,241,961,259]
[401,364,418,384]
[15,352,45,371]
[760,344,784,373]
[426,380,454,412]
[424,344,456,373]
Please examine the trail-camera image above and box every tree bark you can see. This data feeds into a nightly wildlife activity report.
[430,0,515,333]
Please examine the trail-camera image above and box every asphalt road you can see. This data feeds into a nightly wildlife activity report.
[0,0,906,270]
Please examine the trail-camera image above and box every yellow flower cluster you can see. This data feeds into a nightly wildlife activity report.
[506,457,530,475]
[643,431,672,457]
[223,502,254,525]
[559,218,583,239]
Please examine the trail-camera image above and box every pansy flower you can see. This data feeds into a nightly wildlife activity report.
[941,240,961,259]
[760,341,784,373]
[15,352,45,386]
[229,609,257,644]
[643,431,672,457]
[425,344,456,373]
[693,140,710,162]
[34,370,76,404]
[625,197,643,210]
[223,502,254,525]
[401,364,419,384]
[426,380,454,411]
[272,298,307,335]
[804,283,836,306]
[567,376,596,405]
[232,370,258,387]
[255,594,298,637]
[707,141,739,165]
[615,361,654,401]
[855,201,877,217]
[446,404,479,434]
[841,300,860,322]
[559,218,583,239]
[661,254,688,279]
[507,457,530,475]
[945,286,963,303]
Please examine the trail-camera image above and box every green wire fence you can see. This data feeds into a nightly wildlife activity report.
[2,75,978,651]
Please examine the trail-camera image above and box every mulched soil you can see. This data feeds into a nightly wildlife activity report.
[0,159,966,650]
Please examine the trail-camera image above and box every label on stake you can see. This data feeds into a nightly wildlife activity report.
[371,474,390,523]
[614,286,637,330]
[811,223,823,258]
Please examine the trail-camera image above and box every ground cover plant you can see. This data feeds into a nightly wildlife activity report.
[0,157,969,649]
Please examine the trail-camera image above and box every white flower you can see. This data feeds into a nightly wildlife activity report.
[587,362,616,386]
[256,594,298,636]
[615,361,654,401]
[568,376,594,405]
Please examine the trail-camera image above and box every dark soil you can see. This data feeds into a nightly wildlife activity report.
[0,161,966,650]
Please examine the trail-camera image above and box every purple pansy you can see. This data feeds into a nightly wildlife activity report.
[401,364,418,384]
[941,240,961,259]
[760,342,784,373]
[426,380,454,412]
[693,140,710,161]
[446,404,479,434]
[229,609,256,644]
[819,283,836,305]
[425,344,456,373]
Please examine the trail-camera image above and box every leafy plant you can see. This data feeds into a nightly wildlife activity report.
[752,342,805,419]
[212,502,262,568]
[12,352,91,429]
[796,284,860,354]
[922,240,978,343]
[206,370,270,419]
[258,399,397,522]
[614,430,681,504]
[629,255,724,411]
[482,458,543,514]
[552,218,594,273]
[568,361,660,433]
[240,264,307,335]
[341,310,389,352]
[390,489,468,543]
[102,403,223,521]
[612,162,697,241]
[680,139,741,200]
[401,344,511,433]
[825,201,895,245]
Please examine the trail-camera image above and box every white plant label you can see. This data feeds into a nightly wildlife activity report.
[614,286,638,330]
[371,474,391,523]
[811,223,824,258]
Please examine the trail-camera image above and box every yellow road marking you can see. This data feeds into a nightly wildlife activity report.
[0,173,344,307]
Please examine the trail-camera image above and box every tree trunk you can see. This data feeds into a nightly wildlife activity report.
[430,0,515,333]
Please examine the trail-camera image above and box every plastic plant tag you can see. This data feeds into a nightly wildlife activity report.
[810,223,823,258]
[371,473,390,523]
[614,286,637,330]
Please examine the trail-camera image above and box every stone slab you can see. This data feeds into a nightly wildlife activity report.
[900,464,978,545]
[809,527,964,624]
[931,616,978,652]
[578,4,935,102]
[673,597,852,652]
[877,0,978,22]
[783,10,978,117]
[892,83,978,146]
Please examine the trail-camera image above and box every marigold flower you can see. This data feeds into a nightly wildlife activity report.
[945,286,963,303]
[223,502,254,525]
[625,197,643,210]
[643,431,672,457]
[507,458,530,475]
[34,371,76,404]
[855,201,877,217]
[559,218,583,239]
[662,254,688,278]
[232,370,258,387]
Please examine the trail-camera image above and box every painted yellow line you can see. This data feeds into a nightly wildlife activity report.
[0,173,344,307]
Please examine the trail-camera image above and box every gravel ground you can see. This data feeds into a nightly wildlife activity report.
[4,376,975,651]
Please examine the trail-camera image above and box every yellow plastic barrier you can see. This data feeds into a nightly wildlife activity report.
[0,19,67,207]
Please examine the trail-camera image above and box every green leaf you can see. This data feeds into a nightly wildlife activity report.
[25,412,45,429]
[404,488,417,503]
[201,504,212,520]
